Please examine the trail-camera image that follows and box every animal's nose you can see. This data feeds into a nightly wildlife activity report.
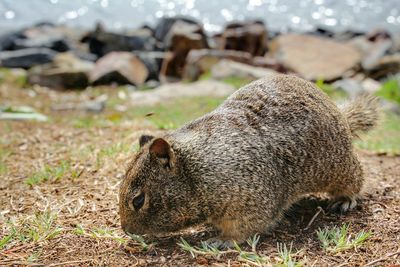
[120,221,138,236]
[120,219,129,234]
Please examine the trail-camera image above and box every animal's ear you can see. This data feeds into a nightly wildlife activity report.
[149,138,175,168]
[139,135,154,148]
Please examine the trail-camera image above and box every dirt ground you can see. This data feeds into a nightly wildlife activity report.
[0,85,399,266]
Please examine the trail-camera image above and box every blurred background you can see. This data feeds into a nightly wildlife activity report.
[1,0,399,33]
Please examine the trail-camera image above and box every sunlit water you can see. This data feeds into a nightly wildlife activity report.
[0,0,399,33]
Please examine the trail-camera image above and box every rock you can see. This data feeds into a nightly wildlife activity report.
[164,21,208,50]
[211,59,276,80]
[0,105,48,121]
[5,24,82,52]
[364,53,400,79]
[366,29,392,42]
[29,67,89,89]
[311,26,335,38]
[350,29,397,71]
[252,56,288,73]
[143,80,160,90]
[133,51,168,81]
[311,26,364,41]
[183,49,252,81]
[90,51,149,86]
[72,50,98,62]
[333,30,364,41]
[381,100,400,114]
[361,40,392,70]
[13,36,70,52]
[0,48,56,68]
[361,78,381,94]
[81,23,156,57]
[333,77,382,98]
[332,79,364,98]
[390,33,400,53]
[160,21,208,81]
[28,53,94,89]
[51,94,107,112]
[349,36,373,55]
[0,31,24,51]
[129,80,235,106]
[269,34,361,81]
[154,16,201,42]
[219,21,268,56]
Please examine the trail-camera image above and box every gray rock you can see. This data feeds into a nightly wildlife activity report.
[0,31,24,51]
[333,77,382,98]
[183,49,252,81]
[154,16,201,42]
[211,59,276,80]
[380,100,400,114]
[13,36,70,52]
[0,48,56,68]
[361,40,392,70]
[133,51,168,81]
[361,78,381,94]
[81,23,156,57]
[332,79,363,98]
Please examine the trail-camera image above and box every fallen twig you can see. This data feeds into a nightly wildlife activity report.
[2,243,33,254]
[4,262,44,266]
[365,249,400,266]
[47,259,93,266]
[304,206,324,230]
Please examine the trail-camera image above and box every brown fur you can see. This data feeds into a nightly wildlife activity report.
[119,74,378,243]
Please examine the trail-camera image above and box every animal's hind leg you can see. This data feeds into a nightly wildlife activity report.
[327,155,364,214]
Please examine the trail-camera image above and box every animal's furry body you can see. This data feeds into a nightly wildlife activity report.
[119,74,378,244]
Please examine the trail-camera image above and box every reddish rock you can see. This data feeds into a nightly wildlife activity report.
[90,51,148,86]
[219,21,268,56]
[160,21,208,81]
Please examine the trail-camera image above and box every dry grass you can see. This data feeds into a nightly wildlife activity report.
[1,83,399,266]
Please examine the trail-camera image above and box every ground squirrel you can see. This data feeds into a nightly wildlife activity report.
[119,74,378,247]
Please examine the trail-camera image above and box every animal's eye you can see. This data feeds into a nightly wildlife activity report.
[132,192,145,211]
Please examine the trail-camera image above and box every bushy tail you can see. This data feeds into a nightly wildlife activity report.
[341,95,379,138]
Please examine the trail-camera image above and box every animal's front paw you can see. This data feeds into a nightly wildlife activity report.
[328,196,357,214]
[203,237,236,249]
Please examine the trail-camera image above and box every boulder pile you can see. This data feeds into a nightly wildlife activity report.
[0,18,399,91]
